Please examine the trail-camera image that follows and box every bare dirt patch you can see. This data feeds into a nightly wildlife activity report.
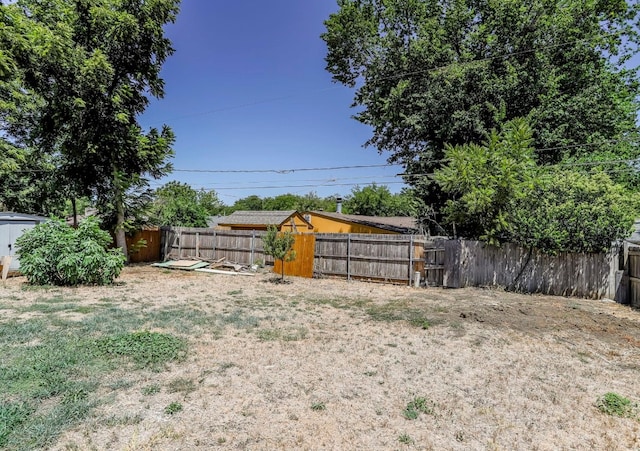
[2,265,640,450]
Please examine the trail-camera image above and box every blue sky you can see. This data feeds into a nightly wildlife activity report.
[139,1,404,205]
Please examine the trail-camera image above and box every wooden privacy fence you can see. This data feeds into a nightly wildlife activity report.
[443,240,619,299]
[161,227,431,284]
[313,233,435,285]
[159,227,624,299]
[161,227,273,265]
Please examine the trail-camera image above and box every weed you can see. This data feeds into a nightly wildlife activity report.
[257,329,281,341]
[219,310,260,329]
[257,327,307,342]
[103,413,143,427]
[141,384,161,396]
[311,402,326,411]
[95,331,187,369]
[398,433,414,445]
[227,289,242,296]
[596,392,637,418]
[167,377,196,395]
[217,362,236,373]
[409,317,431,330]
[164,402,183,415]
[403,396,435,420]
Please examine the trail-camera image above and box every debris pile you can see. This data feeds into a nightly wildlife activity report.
[152,257,257,276]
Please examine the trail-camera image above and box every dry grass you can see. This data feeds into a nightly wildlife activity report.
[2,265,640,450]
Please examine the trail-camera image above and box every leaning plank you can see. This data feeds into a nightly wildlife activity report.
[194,268,255,276]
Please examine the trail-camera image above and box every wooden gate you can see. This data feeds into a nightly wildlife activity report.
[273,233,316,278]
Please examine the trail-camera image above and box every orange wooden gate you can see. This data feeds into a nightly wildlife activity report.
[273,233,316,278]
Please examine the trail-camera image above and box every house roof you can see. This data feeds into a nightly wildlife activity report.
[218,210,313,229]
[0,212,47,222]
[308,211,418,234]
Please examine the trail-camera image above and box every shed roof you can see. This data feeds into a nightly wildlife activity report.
[0,212,47,222]
[308,211,418,234]
[218,210,313,228]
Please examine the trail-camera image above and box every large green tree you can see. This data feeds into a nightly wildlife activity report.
[149,181,223,227]
[342,183,415,216]
[434,119,637,253]
[0,0,179,256]
[323,0,640,224]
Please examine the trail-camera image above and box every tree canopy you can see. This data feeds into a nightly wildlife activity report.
[149,182,223,227]
[342,183,415,216]
[434,119,638,253]
[323,0,640,222]
[0,0,180,256]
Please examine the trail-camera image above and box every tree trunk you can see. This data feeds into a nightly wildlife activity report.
[113,170,129,263]
[71,197,78,228]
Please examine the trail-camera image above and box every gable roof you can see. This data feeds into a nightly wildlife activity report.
[308,211,418,234]
[218,210,313,228]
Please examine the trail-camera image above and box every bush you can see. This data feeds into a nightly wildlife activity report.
[509,171,637,254]
[16,217,125,286]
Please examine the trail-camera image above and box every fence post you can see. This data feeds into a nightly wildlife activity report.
[212,229,217,260]
[195,232,200,258]
[409,235,414,286]
[177,230,183,259]
[347,234,351,281]
[250,230,256,265]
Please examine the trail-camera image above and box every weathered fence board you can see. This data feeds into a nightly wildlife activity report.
[314,233,430,284]
[443,240,617,299]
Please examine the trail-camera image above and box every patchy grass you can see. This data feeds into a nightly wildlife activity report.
[164,402,183,415]
[403,397,436,420]
[596,392,637,419]
[3,266,640,450]
[0,297,192,448]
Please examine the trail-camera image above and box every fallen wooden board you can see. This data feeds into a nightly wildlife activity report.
[168,259,204,267]
[151,261,210,271]
[194,268,255,276]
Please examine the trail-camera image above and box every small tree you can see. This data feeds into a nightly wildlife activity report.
[262,225,296,282]
[16,217,125,286]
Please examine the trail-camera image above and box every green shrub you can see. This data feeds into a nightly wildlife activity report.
[16,217,125,286]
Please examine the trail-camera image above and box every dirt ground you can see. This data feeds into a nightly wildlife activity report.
[3,265,640,450]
